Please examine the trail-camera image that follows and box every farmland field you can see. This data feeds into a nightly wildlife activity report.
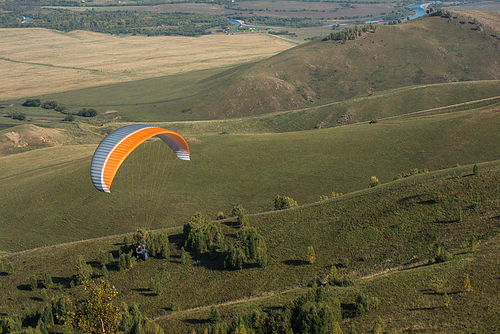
[0,28,296,100]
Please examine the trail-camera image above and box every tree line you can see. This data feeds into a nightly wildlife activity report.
[0,9,227,36]
[324,24,376,41]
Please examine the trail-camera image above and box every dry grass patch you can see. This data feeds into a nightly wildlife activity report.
[0,28,296,100]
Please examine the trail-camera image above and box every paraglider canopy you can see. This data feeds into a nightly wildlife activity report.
[90,124,190,193]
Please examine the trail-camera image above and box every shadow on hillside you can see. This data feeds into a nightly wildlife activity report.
[17,284,31,291]
[192,253,225,271]
[407,306,439,311]
[30,296,43,302]
[0,272,7,277]
[52,276,74,288]
[421,288,440,296]
[433,219,458,224]
[183,318,209,325]
[283,259,309,266]
[168,233,185,248]
[418,199,437,205]
[341,303,356,319]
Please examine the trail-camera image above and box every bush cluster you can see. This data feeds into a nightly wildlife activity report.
[274,195,298,210]
[204,286,341,334]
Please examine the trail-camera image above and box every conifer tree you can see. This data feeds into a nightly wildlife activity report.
[442,292,450,307]
[328,265,340,286]
[464,274,472,292]
[307,246,316,264]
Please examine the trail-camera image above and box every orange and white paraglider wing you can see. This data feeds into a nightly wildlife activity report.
[90,124,190,193]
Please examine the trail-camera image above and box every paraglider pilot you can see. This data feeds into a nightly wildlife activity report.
[135,245,148,261]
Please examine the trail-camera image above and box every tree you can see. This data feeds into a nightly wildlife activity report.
[77,108,98,117]
[42,273,53,289]
[70,279,121,334]
[237,212,249,227]
[63,115,74,122]
[307,246,316,264]
[23,98,41,107]
[29,274,38,291]
[371,317,385,334]
[5,262,14,275]
[464,274,472,292]
[473,164,479,176]
[184,212,224,254]
[210,306,221,324]
[101,265,109,278]
[442,292,450,307]
[369,176,380,187]
[274,195,297,210]
[180,247,186,265]
[332,322,342,334]
[76,255,93,284]
[328,266,340,286]
[41,100,59,110]
[231,204,247,217]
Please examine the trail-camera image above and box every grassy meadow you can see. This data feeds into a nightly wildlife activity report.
[1,102,500,252]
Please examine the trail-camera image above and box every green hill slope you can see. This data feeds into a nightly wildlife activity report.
[1,164,499,333]
[1,103,500,252]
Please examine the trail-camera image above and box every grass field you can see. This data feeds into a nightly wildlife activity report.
[1,102,500,253]
[0,28,296,100]
[1,164,499,333]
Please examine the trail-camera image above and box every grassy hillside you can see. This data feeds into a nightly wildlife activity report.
[1,164,499,333]
[1,102,500,252]
[179,13,500,119]
[6,13,499,124]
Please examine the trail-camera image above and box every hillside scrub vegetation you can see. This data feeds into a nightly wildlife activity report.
[1,165,500,333]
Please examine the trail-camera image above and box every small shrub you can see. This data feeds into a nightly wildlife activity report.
[210,306,221,324]
[8,111,27,121]
[42,273,53,289]
[464,274,472,292]
[102,265,109,278]
[307,246,316,264]
[442,292,450,307]
[5,262,14,275]
[237,212,249,227]
[341,274,354,287]
[123,236,129,245]
[216,212,226,220]
[328,265,341,286]
[41,288,48,301]
[180,247,186,265]
[369,176,380,187]
[77,108,98,117]
[338,257,350,268]
[371,317,385,334]
[274,195,297,210]
[22,98,41,107]
[29,275,38,290]
[435,246,452,263]
[41,100,59,110]
[473,164,479,175]
[231,205,247,217]
[468,236,478,253]
[63,115,74,122]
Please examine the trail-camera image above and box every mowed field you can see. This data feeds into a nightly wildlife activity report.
[0,28,296,100]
